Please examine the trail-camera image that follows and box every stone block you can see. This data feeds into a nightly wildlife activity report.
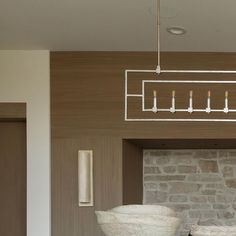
[208,196,216,203]
[190,195,207,203]
[143,156,155,165]
[172,150,193,156]
[193,150,217,159]
[225,219,236,226]
[187,174,222,182]
[178,165,197,174]
[163,166,176,173]
[149,150,171,156]
[144,166,161,174]
[220,158,236,165]
[222,166,234,178]
[145,191,167,203]
[198,219,223,226]
[189,210,201,218]
[233,204,236,210]
[169,195,187,203]
[144,183,157,190]
[144,175,185,182]
[213,204,230,209]
[202,210,217,218]
[143,150,150,156]
[169,182,201,194]
[217,210,235,219]
[191,204,211,210]
[199,160,219,173]
[168,204,191,212]
[216,194,235,203]
[206,183,225,189]
[201,189,216,195]
[218,151,228,158]
[158,183,168,191]
[225,179,236,189]
[228,151,236,157]
[172,156,192,165]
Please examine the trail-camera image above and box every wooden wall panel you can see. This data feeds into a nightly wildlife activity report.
[52,136,122,236]
[123,140,143,204]
[51,52,236,236]
[51,52,236,139]
[0,121,26,236]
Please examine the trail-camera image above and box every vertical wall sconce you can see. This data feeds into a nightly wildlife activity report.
[78,150,94,207]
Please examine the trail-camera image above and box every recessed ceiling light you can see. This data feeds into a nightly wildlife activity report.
[166,27,186,35]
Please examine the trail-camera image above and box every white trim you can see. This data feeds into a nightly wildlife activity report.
[125,69,236,122]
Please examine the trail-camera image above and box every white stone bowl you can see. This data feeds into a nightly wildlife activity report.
[96,211,181,236]
[109,204,176,217]
[191,225,236,236]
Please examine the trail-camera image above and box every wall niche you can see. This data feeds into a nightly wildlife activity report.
[123,139,236,236]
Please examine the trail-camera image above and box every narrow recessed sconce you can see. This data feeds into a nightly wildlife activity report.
[78,150,93,207]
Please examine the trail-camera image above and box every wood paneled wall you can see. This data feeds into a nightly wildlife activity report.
[51,52,236,236]
[123,140,143,205]
[0,121,26,236]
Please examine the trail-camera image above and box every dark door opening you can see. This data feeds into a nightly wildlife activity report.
[0,121,26,236]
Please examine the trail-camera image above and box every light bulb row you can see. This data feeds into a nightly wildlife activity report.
[152,90,230,114]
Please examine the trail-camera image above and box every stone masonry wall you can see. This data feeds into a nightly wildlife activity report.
[143,150,236,236]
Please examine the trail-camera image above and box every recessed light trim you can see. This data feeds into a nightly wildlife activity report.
[167,26,186,35]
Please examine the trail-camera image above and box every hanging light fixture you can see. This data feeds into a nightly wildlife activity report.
[125,0,236,122]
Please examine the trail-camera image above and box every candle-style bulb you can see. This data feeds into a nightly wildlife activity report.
[172,90,175,97]
[170,90,176,113]
[208,91,211,97]
[225,91,228,98]
[224,91,229,113]
[190,90,193,98]
[152,90,158,113]
[188,90,193,113]
[206,90,211,114]
[153,90,157,97]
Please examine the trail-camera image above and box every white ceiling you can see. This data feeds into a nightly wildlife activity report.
[1,0,236,51]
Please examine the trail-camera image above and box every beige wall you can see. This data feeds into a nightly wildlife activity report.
[0,51,50,236]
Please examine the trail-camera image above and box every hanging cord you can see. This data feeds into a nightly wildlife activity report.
[156,0,161,74]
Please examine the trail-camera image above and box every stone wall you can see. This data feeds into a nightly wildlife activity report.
[143,150,236,236]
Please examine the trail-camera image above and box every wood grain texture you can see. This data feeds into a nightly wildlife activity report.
[51,52,236,236]
[52,136,122,236]
[123,140,143,204]
[51,52,236,139]
[0,121,26,236]
[0,103,26,120]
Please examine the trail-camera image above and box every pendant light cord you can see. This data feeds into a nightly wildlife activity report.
[156,0,161,74]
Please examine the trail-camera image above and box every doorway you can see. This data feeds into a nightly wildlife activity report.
[0,103,26,236]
